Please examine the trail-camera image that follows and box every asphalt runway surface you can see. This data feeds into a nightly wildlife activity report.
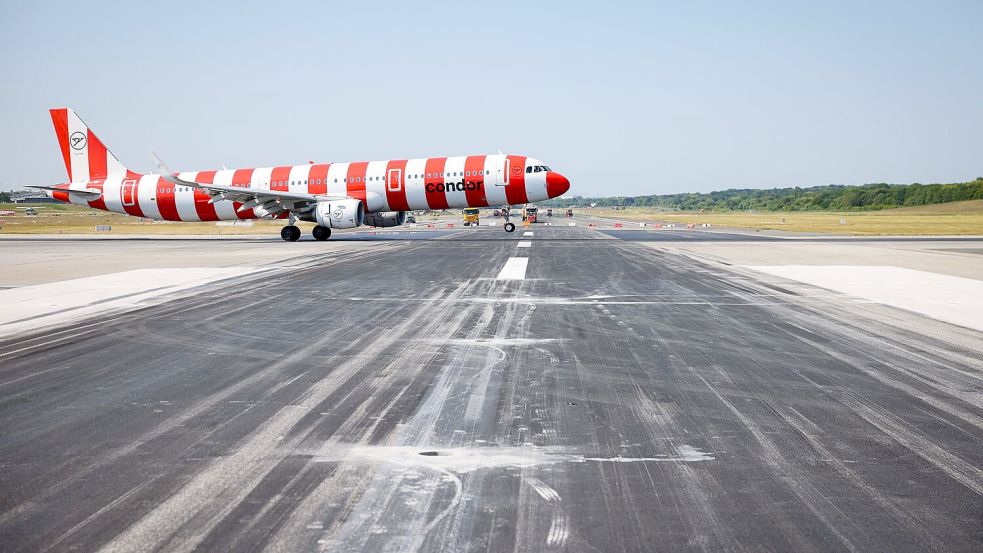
[1,224,981,552]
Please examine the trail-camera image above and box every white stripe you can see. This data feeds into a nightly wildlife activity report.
[326,162,350,196]
[404,158,428,210]
[137,175,162,220]
[287,164,312,196]
[174,172,201,221]
[522,231,533,236]
[66,109,90,183]
[365,160,388,211]
[252,166,274,192]
[496,257,528,280]
[517,241,532,248]
[102,176,124,214]
[442,156,467,208]
[211,170,237,220]
[483,154,507,206]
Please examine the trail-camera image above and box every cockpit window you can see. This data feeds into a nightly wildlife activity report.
[534,166,542,172]
[526,166,533,173]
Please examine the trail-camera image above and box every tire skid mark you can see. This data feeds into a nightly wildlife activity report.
[100,278,477,553]
[267,278,512,552]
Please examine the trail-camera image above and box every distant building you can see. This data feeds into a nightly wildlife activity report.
[12,196,59,204]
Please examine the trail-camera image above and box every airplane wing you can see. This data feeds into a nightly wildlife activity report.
[151,151,347,217]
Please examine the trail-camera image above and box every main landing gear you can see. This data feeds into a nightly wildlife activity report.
[280,225,301,242]
[312,225,331,241]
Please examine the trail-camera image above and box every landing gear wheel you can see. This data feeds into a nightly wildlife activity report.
[504,222,516,233]
[312,225,331,241]
[280,225,301,242]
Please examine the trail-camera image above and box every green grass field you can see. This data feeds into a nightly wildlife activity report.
[0,203,297,235]
[590,200,983,235]
[3,200,981,236]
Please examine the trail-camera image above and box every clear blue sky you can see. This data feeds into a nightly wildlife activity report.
[1,0,980,196]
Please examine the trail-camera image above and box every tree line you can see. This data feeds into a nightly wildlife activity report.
[541,178,983,211]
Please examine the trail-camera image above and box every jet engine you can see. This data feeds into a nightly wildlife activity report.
[363,211,406,228]
[313,199,364,229]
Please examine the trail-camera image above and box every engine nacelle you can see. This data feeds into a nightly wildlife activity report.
[363,211,406,228]
[314,199,364,229]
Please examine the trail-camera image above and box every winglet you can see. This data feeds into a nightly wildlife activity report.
[149,149,172,175]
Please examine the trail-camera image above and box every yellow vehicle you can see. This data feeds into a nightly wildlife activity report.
[522,206,538,223]
[463,208,480,226]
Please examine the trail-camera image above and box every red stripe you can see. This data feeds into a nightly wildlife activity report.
[423,157,448,210]
[269,166,291,192]
[505,155,528,205]
[155,176,180,221]
[83,129,110,211]
[308,163,330,195]
[87,129,108,180]
[232,168,255,219]
[463,155,488,207]
[52,184,70,203]
[345,161,369,205]
[121,170,146,218]
[192,170,220,221]
[49,109,71,181]
[383,159,409,211]
[86,179,108,211]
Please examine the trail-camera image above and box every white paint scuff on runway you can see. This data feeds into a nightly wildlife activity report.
[496,257,529,280]
[0,267,262,337]
[747,265,983,332]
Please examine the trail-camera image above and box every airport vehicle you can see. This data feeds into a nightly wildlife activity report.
[523,206,538,223]
[566,208,574,217]
[405,214,416,224]
[462,208,480,226]
[31,108,570,241]
[546,208,553,217]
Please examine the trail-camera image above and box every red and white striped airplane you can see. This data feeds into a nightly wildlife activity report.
[31,108,570,241]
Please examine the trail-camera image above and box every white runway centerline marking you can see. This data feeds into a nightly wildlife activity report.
[496,257,529,280]
[517,241,532,248]
[523,231,533,237]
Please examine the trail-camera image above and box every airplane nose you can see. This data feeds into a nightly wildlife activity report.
[546,172,570,198]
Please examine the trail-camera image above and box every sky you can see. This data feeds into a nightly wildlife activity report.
[1,0,981,196]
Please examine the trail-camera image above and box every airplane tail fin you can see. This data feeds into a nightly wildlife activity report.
[50,108,129,183]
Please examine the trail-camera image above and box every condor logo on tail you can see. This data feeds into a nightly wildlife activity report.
[70,131,86,150]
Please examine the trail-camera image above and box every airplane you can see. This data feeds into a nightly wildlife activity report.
[29,108,570,241]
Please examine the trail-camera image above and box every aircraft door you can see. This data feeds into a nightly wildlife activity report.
[387,168,402,192]
[121,179,137,206]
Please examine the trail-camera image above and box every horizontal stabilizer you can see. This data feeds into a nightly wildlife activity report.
[27,185,102,199]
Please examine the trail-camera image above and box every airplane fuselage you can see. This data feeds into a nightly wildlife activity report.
[51,154,568,222]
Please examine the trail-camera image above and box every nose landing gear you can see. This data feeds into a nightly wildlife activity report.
[504,222,516,233]
[280,225,301,242]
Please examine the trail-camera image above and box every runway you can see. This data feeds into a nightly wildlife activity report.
[1,221,981,552]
